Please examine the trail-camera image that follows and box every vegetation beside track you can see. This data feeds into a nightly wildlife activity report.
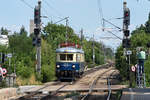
[115,13,150,87]
[0,23,114,85]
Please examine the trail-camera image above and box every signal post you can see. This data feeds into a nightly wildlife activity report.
[33,1,42,74]
[122,2,131,87]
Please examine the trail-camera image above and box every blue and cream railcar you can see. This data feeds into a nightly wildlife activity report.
[56,47,85,80]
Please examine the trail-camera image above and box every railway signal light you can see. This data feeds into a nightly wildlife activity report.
[34,28,40,37]
[127,39,131,48]
[123,38,131,48]
[124,30,130,37]
[34,6,41,25]
[32,37,41,47]
[124,8,130,26]
[123,39,126,48]
[32,37,36,46]
[37,38,41,47]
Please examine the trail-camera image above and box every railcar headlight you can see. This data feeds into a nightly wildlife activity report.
[72,65,76,68]
[56,65,60,68]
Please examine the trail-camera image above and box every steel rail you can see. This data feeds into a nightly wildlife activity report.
[83,63,114,76]
[81,66,114,100]
[17,82,69,100]
[40,63,114,99]
[38,63,114,100]
[34,83,70,100]
[107,78,111,100]
[17,63,114,100]
[17,84,52,100]
[49,83,70,96]
[107,70,118,100]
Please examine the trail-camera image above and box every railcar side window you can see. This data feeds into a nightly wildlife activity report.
[60,54,66,60]
[76,54,81,62]
[67,54,73,60]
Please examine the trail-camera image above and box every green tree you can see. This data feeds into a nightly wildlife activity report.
[115,13,150,86]
[20,26,27,36]
[0,23,113,85]
[1,27,9,35]
[145,13,150,34]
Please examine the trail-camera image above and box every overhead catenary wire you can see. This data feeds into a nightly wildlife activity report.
[103,18,122,31]
[97,0,123,33]
[19,0,50,21]
[43,0,64,19]
[40,0,83,39]
[41,7,54,21]
[97,0,104,28]
[19,0,34,9]
[19,0,62,24]
[107,17,123,21]
[41,1,64,24]
[42,7,61,21]
[107,30,122,40]
[97,0,104,25]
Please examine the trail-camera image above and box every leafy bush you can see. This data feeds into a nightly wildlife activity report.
[0,23,113,85]
[115,13,150,87]
[16,61,33,79]
[41,65,55,83]
[0,80,7,88]
[144,56,150,87]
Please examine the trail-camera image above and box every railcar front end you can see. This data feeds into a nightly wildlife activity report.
[56,47,85,80]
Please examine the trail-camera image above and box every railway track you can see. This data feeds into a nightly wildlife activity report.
[83,63,114,76]
[80,67,117,100]
[16,63,115,100]
[17,82,71,100]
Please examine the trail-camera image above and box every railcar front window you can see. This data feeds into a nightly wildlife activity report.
[59,54,73,61]
[67,54,73,61]
[60,54,66,60]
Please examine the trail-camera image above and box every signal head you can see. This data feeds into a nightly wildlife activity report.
[122,38,131,48]
[124,8,130,26]
[34,28,40,36]
[124,30,130,37]
[37,38,41,47]
[34,6,41,25]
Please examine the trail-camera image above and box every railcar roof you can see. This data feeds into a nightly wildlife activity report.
[56,47,84,54]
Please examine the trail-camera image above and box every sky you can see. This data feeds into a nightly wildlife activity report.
[0,0,150,51]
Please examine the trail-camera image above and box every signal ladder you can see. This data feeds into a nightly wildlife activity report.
[136,65,146,88]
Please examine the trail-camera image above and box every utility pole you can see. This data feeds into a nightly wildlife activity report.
[8,56,11,87]
[92,34,95,64]
[66,18,69,43]
[33,0,42,74]
[104,45,106,63]
[101,44,106,63]
[80,28,83,49]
